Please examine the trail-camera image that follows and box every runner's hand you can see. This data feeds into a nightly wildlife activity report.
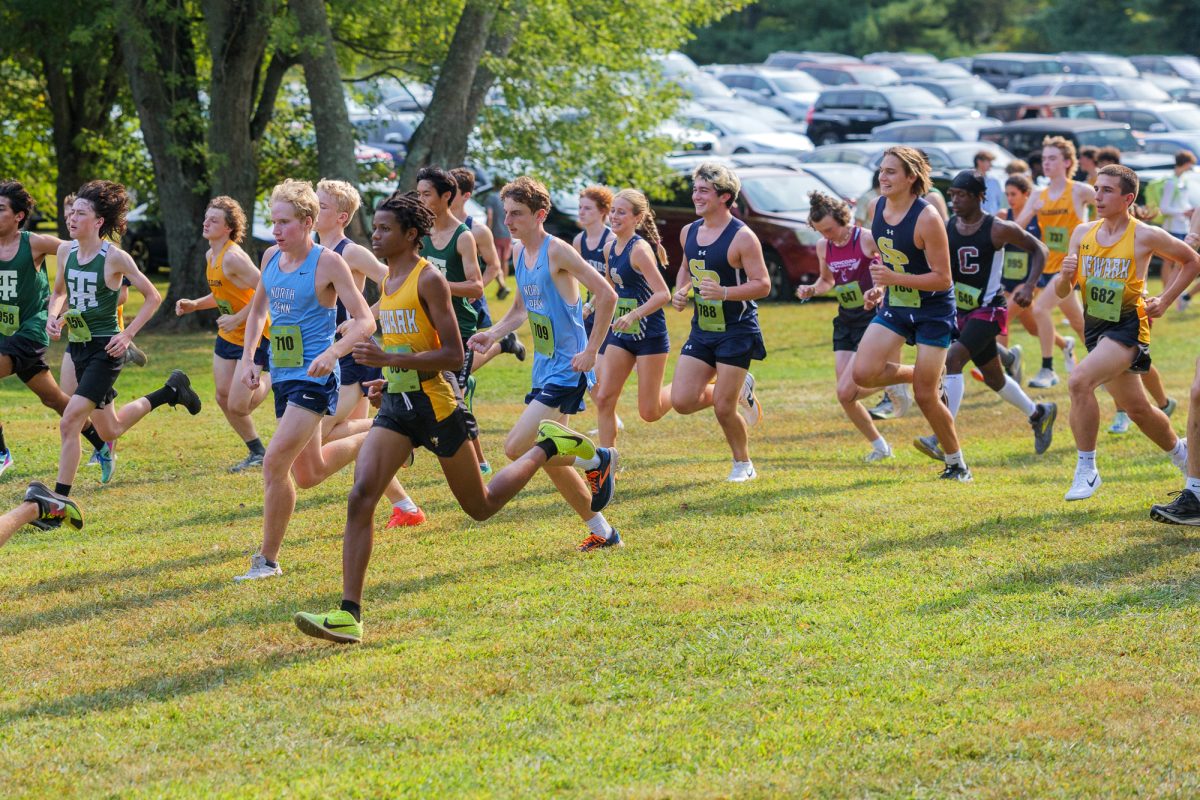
[869,260,898,287]
[1059,254,1078,286]
[796,284,817,301]
[216,314,238,332]
[581,302,593,320]
[175,298,195,316]
[1012,283,1033,308]
[363,378,386,407]
[352,338,388,367]
[47,316,62,340]
[571,349,596,373]
[308,350,337,378]
[671,285,690,311]
[863,287,884,311]
[697,277,724,301]
[240,362,260,391]
[1146,295,1167,318]
[613,311,638,333]
[105,330,132,358]
[467,330,494,354]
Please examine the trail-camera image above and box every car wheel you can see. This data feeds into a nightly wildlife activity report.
[733,147,749,154]
[764,247,792,301]
[818,132,839,146]
[125,237,154,274]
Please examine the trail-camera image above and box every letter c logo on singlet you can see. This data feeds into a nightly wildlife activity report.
[875,237,910,273]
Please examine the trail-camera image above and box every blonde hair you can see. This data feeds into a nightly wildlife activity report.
[270,178,319,222]
[316,178,362,222]
[692,162,740,207]
[614,188,668,264]
[580,185,614,213]
[882,146,932,197]
[207,195,247,243]
[1042,136,1078,177]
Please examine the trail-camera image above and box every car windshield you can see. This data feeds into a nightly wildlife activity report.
[937,144,1012,170]
[681,76,734,99]
[1027,60,1066,75]
[925,64,972,79]
[773,73,822,93]
[1077,127,1141,151]
[803,166,871,199]
[1159,106,1200,129]
[1060,104,1100,119]
[741,174,830,213]
[887,86,944,110]
[706,116,774,134]
[1168,57,1200,80]
[1113,82,1170,101]
[941,81,994,100]
[855,66,901,86]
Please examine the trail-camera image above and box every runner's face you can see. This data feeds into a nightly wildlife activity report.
[692,179,726,215]
[1005,185,1027,211]
[1042,146,1067,179]
[416,181,449,215]
[70,199,100,239]
[316,191,346,234]
[503,198,542,239]
[371,209,413,259]
[202,207,230,240]
[877,155,915,198]
[577,196,603,228]
[947,188,981,218]
[0,197,19,235]
[609,196,637,236]
[811,215,844,243]
[271,201,312,251]
[1093,174,1133,219]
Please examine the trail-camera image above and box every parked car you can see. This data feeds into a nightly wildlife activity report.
[716,67,822,121]
[1006,76,1068,97]
[652,165,825,298]
[1132,55,1200,87]
[863,52,938,66]
[970,53,1066,89]
[796,162,875,205]
[350,111,423,163]
[979,118,1141,160]
[765,51,860,68]
[889,62,973,80]
[1142,132,1200,159]
[652,50,700,77]
[657,121,720,155]
[681,110,814,156]
[796,62,902,88]
[801,142,895,165]
[1097,102,1200,137]
[804,85,971,145]
[968,96,1101,122]
[676,73,766,114]
[1058,53,1139,78]
[949,91,1032,117]
[1048,76,1172,103]
[902,76,998,103]
[869,118,1003,143]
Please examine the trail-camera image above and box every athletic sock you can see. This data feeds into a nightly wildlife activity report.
[144,384,176,410]
[533,440,557,461]
[55,482,71,497]
[0,425,6,452]
[944,450,965,468]
[1169,438,1187,467]
[1077,450,1096,472]
[245,437,265,456]
[999,376,1037,417]
[586,513,613,539]
[871,436,889,453]
[574,454,601,471]
[944,373,965,418]
[1186,476,1200,495]
[263,557,278,568]
[1042,357,1054,371]
[340,599,362,622]
[81,424,105,451]
[393,497,419,513]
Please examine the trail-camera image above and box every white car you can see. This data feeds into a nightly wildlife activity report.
[657,121,721,155]
[683,111,814,156]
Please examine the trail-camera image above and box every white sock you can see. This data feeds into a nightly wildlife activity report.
[734,459,753,469]
[586,513,613,539]
[871,437,889,453]
[1169,438,1188,466]
[393,497,418,512]
[1077,450,1096,471]
[1186,476,1200,494]
[944,450,965,467]
[944,373,965,418]
[574,454,601,470]
[998,376,1037,417]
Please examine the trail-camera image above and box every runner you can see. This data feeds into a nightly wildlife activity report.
[233,179,377,580]
[294,192,620,643]
[850,146,972,480]
[175,196,272,472]
[571,185,623,433]
[1154,150,1197,312]
[1015,136,1089,388]
[591,189,673,447]
[796,190,900,461]
[998,174,1066,364]
[1059,165,1199,501]
[467,175,622,550]
[314,179,424,528]
[0,482,83,549]
[48,180,202,499]
[0,180,110,479]
[914,171,1056,458]
[669,162,769,482]
[483,176,512,298]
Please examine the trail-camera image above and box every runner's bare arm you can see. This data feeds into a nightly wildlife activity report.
[797,239,834,300]
[473,223,502,286]
[1075,182,1097,221]
[1146,225,1200,314]
[451,228,484,299]
[1056,223,1091,299]
[46,243,71,337]
[671,225,693,310]
[468,276,526,351]
[238,277,270,389]
[1014,192,1042,229]
[354,268,463,373]
[29,233,64,263]
[554,237,615,360]
[344,242,388,286]
[321,250,376,360]
[723,228,771,301]
[993,218,1048,306]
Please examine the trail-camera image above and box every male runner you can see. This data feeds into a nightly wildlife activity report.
[293,192,618,642]
[669,162,769,483]
[1017,136,1090,388]
[851,146,972,481]
[175,196,272,472]
[467,176,621,551]
[0,482,82,549]
[913,171,1056,459]
[48,180,202,499]
[234,179,377,580]
[0,180,110,478]
[1060,165,1199,501]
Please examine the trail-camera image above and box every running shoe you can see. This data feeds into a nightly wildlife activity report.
[864,446,893,463]
[1150,490,1200,525]
[1005,344,1023,387]
[1162,397,1178,417]
[1031,402,1057,455]
[96,441,116,484]
[499,331,526,361]
[480,462,493,476]
[166,370,203,415]
[1065,468,1101,501]
[24,481,83,531]
[727,461,757,482]
[939,463,973,482]
[229,451,264,473]
[586,448,617,512]
[464,374,477,413]
[294,609,362,643]
[1062,336,1076,374]
[386,506,426,528]
[234,552,282,581]
[1178,294,1191,314]
[0,449,12,478]
[913,435,944,462]
[536,420,598,461]
[1108,411,1131,435]
[970,368,985,383]
[868,394,895,420]
[738,372,763,427]
[889,383,913,418]
[496,282,511,300]
[123,341,149,367]
[577,528,623,552]
[1028,368,1059,389]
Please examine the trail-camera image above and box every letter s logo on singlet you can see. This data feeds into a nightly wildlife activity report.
[0,271,17,301]
[67,270,99,310]
[875,237,910,273]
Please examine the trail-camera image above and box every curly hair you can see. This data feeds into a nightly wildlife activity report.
[378,191,436,245]
[613,188,668,264]
[416,166,457,203]
[270,178,319,223]
[316,178,362,222]
[1005,174,1032,195]
[207,196,247,243]
[807,190,851,226]
[1042,136,1079,176]
[881,146,932,197]
[580,185,614,213]
[501,176,552,214]
[450,167,475,196]
[76,180,129,239]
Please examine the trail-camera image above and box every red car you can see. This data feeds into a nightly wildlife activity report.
[652,165,825,299]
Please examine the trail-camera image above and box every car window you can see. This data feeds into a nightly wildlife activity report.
[1076,127,1140,151]
[931,126,959,142]
[751,77,771,93]
[741,173,830,213]
[1104,110,1130,124]
[1131,112,1160,130]
[839,91,864,107]
[863,92,887,110]
[1160,106,1200,129]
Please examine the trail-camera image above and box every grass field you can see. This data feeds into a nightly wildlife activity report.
[3,281,1200,798]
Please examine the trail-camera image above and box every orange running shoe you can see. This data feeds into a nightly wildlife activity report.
[386,506,426,528]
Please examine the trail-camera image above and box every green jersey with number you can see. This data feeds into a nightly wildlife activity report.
[421,223,478,337]
[65,242,120,338]
[0,231,49,345]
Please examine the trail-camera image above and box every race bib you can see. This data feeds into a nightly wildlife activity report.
[613,297,641,335]
[1003,251,1029,282]
[689,261,726,332]
[0,303,18,336]
[528,311,555,356]
[270,324,304,368]
[1086,277,1124,323]
[954,282,983,311]
[385,344,419,393]
[65,309,92,343]
[215,298,234,316]
[888,284,920,309]
[1046,225,1069,254]
[834,283,864,309]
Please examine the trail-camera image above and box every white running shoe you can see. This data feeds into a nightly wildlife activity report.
[1108,411,1131,435]
[234,552,282,581]
[864,446,893,463]
[1065,468,1101,501]
[1173,438,1189,474]
[1028,368,1059,389]
[889,383,913,418]
[1062,336,1076,374]
[727,461,758,482]
[738,373,763,427]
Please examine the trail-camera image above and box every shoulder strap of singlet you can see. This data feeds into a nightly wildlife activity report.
[332,237,351,256]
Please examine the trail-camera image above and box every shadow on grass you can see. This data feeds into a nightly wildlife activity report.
[18,547,236,597]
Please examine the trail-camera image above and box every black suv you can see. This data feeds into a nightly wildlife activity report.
[804,85,971,146]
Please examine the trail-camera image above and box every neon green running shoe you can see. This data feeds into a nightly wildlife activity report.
[536,420,597,461]
[294,609,362,643]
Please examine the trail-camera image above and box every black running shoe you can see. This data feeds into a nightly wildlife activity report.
[1031,401,1057,455]
[1150,489,1200,525]
[24,481,83,531]
[166,369,203,415]
[586,448,617,512]
[500,331,526,361]
[939,463,973,482]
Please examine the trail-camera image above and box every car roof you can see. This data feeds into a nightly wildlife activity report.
[973,52,1063,62]
[980,118,1128,131]
[1098,100,1191,110]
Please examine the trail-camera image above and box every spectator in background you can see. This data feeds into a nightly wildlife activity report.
[974,150,1005,213]
[1027,152,1044,182]
[1078,146,1099,184]
[483,176,512,299]
[1006,159,1031,180]
[1096,147,1121,168]
[1158,149,1199,311]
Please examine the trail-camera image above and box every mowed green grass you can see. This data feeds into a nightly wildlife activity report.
[4,279,1200,799]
